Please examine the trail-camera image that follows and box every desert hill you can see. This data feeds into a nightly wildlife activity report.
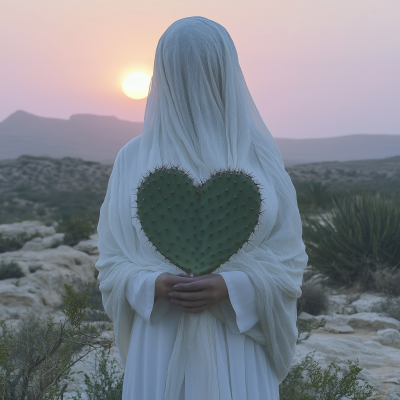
[0,110,142,164]
[1,154,399,224]
[286,155,400,193]
[1,111,400,166]
[277,135,400,166]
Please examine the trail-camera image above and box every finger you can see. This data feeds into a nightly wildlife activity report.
[167,276,195,285]
[177,273,196,279]
[173,280,215,292]
[170,298,208,307]
[181,303,215,313]
[191,273,215,281]
[169,290,206,300]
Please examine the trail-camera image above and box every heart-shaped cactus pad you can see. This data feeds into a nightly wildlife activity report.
[135,166,262,276]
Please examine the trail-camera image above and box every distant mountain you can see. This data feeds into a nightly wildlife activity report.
[1,111,399,166]
[0,111,142,164]
[277,135,400,166]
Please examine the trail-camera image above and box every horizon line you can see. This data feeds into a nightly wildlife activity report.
[2,109,399,140]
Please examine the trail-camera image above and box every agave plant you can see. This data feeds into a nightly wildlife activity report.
[306,181,331,210]
[303,193,400,286]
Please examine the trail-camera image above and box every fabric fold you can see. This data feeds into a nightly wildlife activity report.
[165,312,220,400]
[218,271,259,333]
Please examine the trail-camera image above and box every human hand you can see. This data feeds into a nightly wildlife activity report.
[168,273,229,313]
[154,272,195,302]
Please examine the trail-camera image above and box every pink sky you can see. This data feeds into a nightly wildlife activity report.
[1,0,399,138]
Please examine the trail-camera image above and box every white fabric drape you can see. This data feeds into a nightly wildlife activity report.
[123,270,279,400]
[96,16,308,400]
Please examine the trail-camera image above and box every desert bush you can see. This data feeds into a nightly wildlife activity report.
[303,193,400,286]
[295,181,333,214]
[58,214,95,246]
[71,349,124,400]
[305,181,331,209]
[297,281,329,316]
[296,318,326,344]
[0,282,113,400]
[59,275,111,323]
[0,260,24,280]
[279,353,373,400]
[371,267,400,296]
[0,232,39,253]
[281,318,372,399]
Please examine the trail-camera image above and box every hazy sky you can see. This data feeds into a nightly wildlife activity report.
[1,0,399,138]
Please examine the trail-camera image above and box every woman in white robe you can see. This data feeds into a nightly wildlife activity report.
[96,16,308,400]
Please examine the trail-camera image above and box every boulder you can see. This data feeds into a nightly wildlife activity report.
[328,312,400,331]
[327,294,349,314]
[0,245,96,321]
[297,311,315,321]
[298,311,330,323]
[350,293,386,313]
[294,330,400,399]
[0,220,55,238]
[372,329,400,349]
[324,322,355,333]
[74,234,99,256]
[22,233,64,251]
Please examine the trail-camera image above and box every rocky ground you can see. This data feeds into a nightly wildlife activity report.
[0,156,112,223]
[0,156,112,195]
[1,154,399,223]
[1,220,400,399]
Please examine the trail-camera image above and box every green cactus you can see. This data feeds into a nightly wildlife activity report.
[135,166,262,276]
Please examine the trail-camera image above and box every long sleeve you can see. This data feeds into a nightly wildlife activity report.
[125,270,170,325]
[217,271,259,334]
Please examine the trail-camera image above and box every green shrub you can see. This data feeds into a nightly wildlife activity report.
[303,193,400,286]
[0,260,24,280]
[282,319,372,399]
[296,181,333,214]
[297,281,329,316]
[279,353,373,400]
[0,282,113,400]
[305,181,332,209]
[58,275,111,323]
[71,349,124,400]
[58,214,95,246]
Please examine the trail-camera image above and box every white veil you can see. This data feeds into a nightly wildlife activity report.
[96,16,308,400]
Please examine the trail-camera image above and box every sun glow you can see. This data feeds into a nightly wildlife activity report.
[122,72,151,99]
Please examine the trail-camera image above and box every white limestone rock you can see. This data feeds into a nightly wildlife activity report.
[0,245,96,321]
[74,234,99,256]
[343,306,356,315]
[372,329,400,349]
[298,311,331,323]
[328,312,400,331]
[0,220,55,238]
[22,233,64,251]
[324,322,355,333]
[297,311,315,321]
[350,293,386,313]
[328,294,349,314]
[294,331,400,399]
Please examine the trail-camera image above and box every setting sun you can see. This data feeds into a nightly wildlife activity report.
[122,72,151,100]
